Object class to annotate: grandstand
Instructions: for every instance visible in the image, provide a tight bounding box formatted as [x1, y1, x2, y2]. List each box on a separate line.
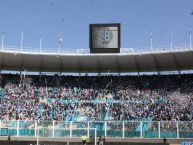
[0, 46, 193, 145]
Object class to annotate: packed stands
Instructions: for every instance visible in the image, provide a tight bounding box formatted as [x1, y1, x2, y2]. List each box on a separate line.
[0, 74, 192, 122]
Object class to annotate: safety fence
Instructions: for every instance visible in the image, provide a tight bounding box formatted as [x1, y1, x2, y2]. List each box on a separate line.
[0, 45, 193, 55]
[0, 120, 192, 138]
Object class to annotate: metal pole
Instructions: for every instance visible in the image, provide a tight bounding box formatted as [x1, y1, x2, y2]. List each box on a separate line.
[176, 121, 179, 138]
[57, 34, 63, 54]
[88, 121, 90, 137]
[95, 128, 97, 145]
[21, 32, 24, 52]
[17, 120, 19, 137]
[1, 32, 4, 50]
[140, 121, 143, 138]
[150, 32, 153, 52]
[58, 45, 60, 54]
[70, 121, 72, 138]
[35, 121, 37, 137]
[58, 34, 60, 54]
[105, 121, 107, 137]
[37, 129, 39, 145]
[189, 29, 192, 49]
[52, 121, 55, 137]
[122, 121, 125, 138]
[170, 31, 173, 51]
[0, 120, 1, 134]
[158, 121, 160, 138]
[40, 34, 42, 53]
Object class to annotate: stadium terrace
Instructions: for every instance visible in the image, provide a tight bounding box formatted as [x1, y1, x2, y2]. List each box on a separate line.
[0, 46, 193, 144]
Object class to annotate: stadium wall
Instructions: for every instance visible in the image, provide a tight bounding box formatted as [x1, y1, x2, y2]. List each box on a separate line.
[1, 137, 193, 145]
[0, 141, 170, 145]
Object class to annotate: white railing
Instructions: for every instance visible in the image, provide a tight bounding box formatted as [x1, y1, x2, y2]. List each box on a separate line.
[0, 120, 192, 138]
[0, 44, 193, 55]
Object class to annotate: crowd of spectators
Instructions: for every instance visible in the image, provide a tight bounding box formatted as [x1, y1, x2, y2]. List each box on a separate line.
[0, 74, 192, 121]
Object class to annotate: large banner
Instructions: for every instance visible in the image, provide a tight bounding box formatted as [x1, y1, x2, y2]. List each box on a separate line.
[181, 142, 193, 145]
[0, 128, 35, 136]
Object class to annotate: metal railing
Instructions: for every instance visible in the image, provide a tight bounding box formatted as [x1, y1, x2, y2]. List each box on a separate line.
[0, 120, 192, 138]
[0, 44, 193, 55]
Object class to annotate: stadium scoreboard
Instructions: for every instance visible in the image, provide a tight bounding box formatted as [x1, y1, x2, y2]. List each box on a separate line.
[89, 23, 121, 53]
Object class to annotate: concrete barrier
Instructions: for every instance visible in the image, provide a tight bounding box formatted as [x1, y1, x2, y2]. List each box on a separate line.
[0, 141, 169, 145]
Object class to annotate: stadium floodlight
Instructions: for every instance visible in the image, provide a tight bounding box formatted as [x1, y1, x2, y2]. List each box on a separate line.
[170, 31, 173, 51]
[21, 32, 24, 52]
[150, 32, 153, 52]
[40, 34, 42, 53]
[1, 31, 5, 50]
[57, 34, 63, 53]
[189, 29, 192, 49]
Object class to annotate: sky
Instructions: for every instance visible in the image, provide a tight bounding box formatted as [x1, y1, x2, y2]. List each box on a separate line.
[0, 0, 193, 50]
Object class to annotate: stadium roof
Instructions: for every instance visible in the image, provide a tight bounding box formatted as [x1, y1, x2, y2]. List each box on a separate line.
[0, 46, 193, 73]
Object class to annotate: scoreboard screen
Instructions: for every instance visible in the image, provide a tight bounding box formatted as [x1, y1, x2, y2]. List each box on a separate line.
[89, 23, 120, 53]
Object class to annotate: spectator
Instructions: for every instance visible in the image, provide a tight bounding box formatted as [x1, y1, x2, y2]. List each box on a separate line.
[163, 137, 167, 144]
[81, 133, 88, 145]
[0, 74, 192, 122]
